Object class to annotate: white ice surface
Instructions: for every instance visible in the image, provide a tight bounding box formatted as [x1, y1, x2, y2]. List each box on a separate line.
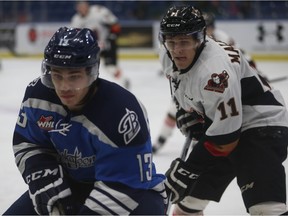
[0, 58, 288, 215]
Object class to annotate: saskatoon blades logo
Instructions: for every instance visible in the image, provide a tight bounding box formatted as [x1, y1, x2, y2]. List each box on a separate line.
[118, 108, 141, 145]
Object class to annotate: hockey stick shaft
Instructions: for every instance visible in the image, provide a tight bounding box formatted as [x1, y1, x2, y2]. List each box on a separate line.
[180, 137, 193, 160]
[268, 76, 288, 83]
[165, 136, 193, 215]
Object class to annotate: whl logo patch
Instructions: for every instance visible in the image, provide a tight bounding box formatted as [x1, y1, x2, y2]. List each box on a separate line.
[37, 115, 54, 130]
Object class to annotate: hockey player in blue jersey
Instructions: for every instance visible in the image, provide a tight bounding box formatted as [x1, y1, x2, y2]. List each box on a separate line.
[3, 27, 167, 215]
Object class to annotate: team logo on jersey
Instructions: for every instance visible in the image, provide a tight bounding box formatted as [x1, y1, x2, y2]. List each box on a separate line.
[60, 148, 96, 169]
[118, 108, 141, 145]
[37, 115, 54, 130]
[204, 70, 229, 93]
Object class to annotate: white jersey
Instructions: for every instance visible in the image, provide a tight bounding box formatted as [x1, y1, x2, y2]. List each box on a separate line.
[160, 37, 288, 144]
[70, 5, 118, 48]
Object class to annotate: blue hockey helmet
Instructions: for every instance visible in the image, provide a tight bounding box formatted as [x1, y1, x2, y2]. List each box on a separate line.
[159, 5, 206, 45]
[41, 27, 100, 89]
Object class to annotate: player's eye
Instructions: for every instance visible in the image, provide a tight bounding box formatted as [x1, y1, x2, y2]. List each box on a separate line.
[51, 73, 63, 81]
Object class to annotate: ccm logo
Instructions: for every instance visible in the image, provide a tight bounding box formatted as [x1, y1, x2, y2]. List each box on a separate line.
[167, 24, 180, 27]
[26, 167, 59, 184]
[241, 181, 254, 193]
[178, 168, 199, 179]
[53, 54, 72, 59]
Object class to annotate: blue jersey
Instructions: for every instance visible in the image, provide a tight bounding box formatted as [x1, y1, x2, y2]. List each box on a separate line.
[13, 77, 166, 213]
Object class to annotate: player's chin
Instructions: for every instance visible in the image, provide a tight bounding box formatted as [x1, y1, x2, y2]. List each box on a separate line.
[60, 98, 76, 107]
[174, 60, 190, 70]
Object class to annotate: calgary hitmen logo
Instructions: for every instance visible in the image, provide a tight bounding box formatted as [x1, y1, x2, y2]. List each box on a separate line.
[204, 70, 229, 93]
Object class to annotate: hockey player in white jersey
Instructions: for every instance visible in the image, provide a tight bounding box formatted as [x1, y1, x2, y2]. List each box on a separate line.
[152, 10, 258, 154]
[71, 1, 130, 89]
[160, 5, 288, 215]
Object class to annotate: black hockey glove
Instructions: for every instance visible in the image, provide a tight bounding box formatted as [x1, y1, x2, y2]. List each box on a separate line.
[26, 164, 74, 215]
[165, 158, 201, 204]
[176, 108, 204, 140]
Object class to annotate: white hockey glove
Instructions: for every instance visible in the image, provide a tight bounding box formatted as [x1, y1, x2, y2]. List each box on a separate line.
[165, 158, 201, 204]
[176, 108, 204, 140]
[26, 164, 74, 215]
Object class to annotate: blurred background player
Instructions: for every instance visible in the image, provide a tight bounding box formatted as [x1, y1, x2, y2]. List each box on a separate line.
[204, 12, 235, 47]
[204, 12, 258, 69]
[71, 1, 130, 89]
[152, 11, 260, 154]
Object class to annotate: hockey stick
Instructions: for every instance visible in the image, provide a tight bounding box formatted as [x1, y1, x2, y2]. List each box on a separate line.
[268, 76, 288, 83]
[165, 136, 194, 215]
[180, 137, 193, 161]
